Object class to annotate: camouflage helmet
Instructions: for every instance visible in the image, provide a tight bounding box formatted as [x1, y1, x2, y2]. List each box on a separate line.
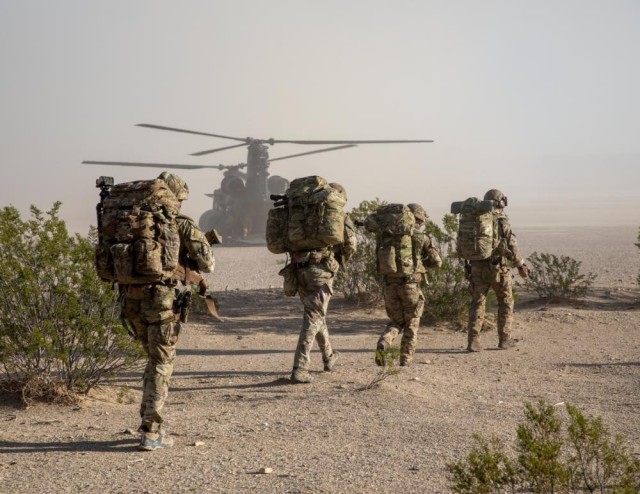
[407, 203, 427, 222]
[159, 171, 189, 201]
[483, 189, 508, 208]
[329, 182, 347, 200]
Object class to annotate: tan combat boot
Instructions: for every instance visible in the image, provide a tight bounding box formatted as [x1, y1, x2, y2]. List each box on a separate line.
[290, 368, 314, 384]
[498, 336, 517, 349]
[374, 340, 388, 366]
[467, 335, 482, 352]
[323, 351, 339, 372]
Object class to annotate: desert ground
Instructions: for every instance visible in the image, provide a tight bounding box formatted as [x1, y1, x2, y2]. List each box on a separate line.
[1, 226, 639, 494]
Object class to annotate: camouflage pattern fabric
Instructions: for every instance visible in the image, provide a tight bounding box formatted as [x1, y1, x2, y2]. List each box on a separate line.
[122, 284, 179, 432]
[376, 227, 441, 363]
[379, 278, 425, 363]
[121, 211, 215, 433]
[467, 260, 514, 342]
[291, 255, 340, 371]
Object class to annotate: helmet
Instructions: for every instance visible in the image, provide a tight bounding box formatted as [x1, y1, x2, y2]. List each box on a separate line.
[483, 189, 508, 208]
[329, 182, 347, 200]
[407, 203, 427, 222]
[159, 172, 189, 201]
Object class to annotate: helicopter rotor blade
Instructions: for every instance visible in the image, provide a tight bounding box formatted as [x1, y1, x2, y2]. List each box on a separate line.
[83, 160, 227, 170]
[269, 144, 358, 162]
[190, 142, 251, 157]
[136, 124, 248, 143]
[270, 139, 434, 145]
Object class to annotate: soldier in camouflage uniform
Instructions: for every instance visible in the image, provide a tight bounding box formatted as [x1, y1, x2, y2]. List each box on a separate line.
[466, 189, 529, 352]
[375, 203, 442, 367]
[122, 172, 215, 450]
[290, 183, 358, 384]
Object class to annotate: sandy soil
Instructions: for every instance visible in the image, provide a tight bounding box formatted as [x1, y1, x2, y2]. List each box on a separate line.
[1, 226, 639, 494]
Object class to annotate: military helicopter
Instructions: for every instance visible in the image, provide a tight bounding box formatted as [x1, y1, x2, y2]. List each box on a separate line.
[84, 124, 433, 245]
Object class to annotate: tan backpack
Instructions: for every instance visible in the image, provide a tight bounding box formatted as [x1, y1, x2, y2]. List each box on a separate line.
[365, 204, 417, 276]
[451, 197, 497, 260]
[95, 178, 181, 283]
[265, 176, 346, 253]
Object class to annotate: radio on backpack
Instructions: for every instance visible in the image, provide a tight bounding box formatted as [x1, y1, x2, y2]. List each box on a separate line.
[95, 177, 182, 284]
[451, 197, 497, 261]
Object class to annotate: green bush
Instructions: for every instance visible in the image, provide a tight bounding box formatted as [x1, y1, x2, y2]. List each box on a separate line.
[421, 214, 470, 324]
[364, 345, 401, 390]
[525, 252, 597, 301]
[447, 399, 640, 493]
[0, 203, 143, 404]
[335, 198, 387, 306]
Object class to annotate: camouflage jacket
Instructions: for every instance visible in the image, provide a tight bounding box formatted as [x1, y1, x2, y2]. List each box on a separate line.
[492, 211, 523, 267]
[412, 231, 442, 275]
[176, 214, 215, 275]
[336, 214, 358, 265]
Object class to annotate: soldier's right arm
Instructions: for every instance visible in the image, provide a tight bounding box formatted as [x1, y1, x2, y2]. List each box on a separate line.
[179, 218, 215, 273]
[340, 215, 358, 263]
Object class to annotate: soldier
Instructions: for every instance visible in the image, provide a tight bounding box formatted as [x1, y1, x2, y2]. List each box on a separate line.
[289, 182, 358, 384]
[121, 172, 215, 450]
[466, 189, 529, 352]
[374, 203, 442, 367]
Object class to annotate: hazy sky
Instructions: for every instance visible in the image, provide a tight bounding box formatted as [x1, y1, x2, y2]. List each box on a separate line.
[1, 0, 638, 232]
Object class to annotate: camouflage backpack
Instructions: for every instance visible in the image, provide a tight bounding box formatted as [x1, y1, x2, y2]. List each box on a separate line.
[365, 203, 417, 276]
[451, 197, 497, 260]
[95, 178, 182, 283]
[266, 175, 346, 253]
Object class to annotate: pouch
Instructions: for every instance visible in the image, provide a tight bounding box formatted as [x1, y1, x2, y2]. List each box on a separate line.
[278, 263, 299, 297]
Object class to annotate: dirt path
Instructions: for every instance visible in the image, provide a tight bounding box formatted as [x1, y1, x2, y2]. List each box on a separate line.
[1, 283, 639, 494]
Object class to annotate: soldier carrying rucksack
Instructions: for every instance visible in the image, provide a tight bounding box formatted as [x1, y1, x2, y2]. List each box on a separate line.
[266, 176, 357, 384]
[364, 203, 442, 367]
[95, 172, 215, 450]
[451, 189, 529, 352]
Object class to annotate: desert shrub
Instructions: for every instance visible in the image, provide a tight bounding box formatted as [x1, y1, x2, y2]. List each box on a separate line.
[335, 198, 387, 306]
[525, 252, 597, 301]
[421, 214, 471, 324]
[447, 399, 640, 494]
[364, 345, 401, 390]
[0, 203, 143, 404]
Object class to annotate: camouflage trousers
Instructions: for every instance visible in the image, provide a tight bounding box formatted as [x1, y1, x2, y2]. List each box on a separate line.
[378, 277, 425, 362]
[122, 283, 180, 433]
[467, 260, 514, 341]
[292, 258, 338, 371]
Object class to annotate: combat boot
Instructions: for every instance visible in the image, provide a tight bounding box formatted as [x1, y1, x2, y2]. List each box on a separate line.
[290, 368, 314, 384]
[323, 351, 339, 372]
[374, 340, 388, 367]
[399, 355, 412, 367]
[467, 336, 482, 352]
[498, 336, 517, 350]
[138, 430, 174, 451]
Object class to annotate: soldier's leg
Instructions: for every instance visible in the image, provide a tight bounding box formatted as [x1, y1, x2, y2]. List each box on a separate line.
[138, 285, 178, 433]
[467, 264, 491, 352]
[314, 277, 335, 362]
[494, 271, 515, 348]
[293, 282, 331, 371]
[375, 282, 403, 365]
[399, 284, 425, 365]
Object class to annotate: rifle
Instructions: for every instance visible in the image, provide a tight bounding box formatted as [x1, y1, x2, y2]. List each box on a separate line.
[174, 260, 223, 321]
[173, 289, 192, 323]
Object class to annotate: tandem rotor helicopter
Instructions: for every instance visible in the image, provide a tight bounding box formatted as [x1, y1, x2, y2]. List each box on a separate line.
[84, 124, 433, 245]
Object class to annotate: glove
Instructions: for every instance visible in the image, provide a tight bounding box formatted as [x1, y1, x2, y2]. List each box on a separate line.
[205, 229, 222, 245]
[517, 265, 529, 279]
